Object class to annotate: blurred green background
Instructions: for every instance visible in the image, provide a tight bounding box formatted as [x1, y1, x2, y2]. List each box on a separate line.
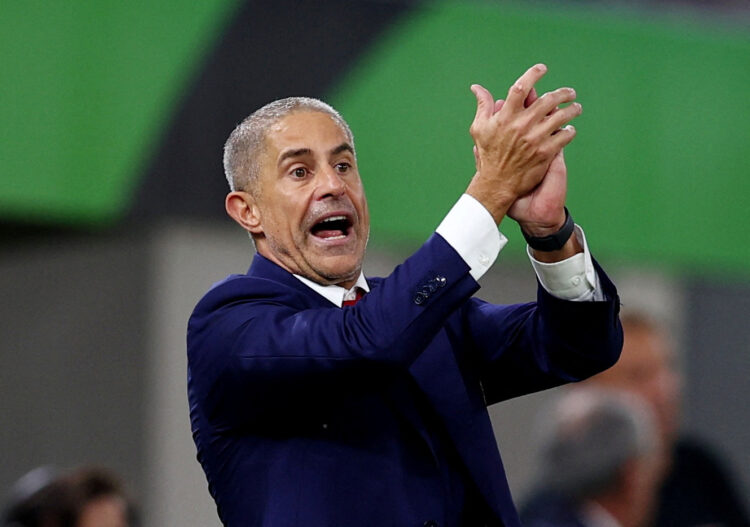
[2, 1, 749, 273]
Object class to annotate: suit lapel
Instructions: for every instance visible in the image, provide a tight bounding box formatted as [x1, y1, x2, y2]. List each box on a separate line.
[246, 253, 335, 309]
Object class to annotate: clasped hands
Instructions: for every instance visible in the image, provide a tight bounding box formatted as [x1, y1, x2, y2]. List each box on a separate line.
[466, 64, 582, 260]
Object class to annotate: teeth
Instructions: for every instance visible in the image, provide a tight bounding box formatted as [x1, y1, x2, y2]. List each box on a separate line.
[321, 216, 346, 223]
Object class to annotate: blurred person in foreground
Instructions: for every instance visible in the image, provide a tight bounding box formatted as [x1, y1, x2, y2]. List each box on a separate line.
[187, 64, 623, 526]
[521, 388, 664, 527]
[1, 466, 134, 527]
[584, 312, 750, 526]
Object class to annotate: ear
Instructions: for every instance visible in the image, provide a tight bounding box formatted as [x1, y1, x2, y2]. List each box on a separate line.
[225, 191, 264, 234]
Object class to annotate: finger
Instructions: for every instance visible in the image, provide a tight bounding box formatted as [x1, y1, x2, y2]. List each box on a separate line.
[543, 150, 568, 191]
[530, 87, 561, 117]
[531, 87, 577, 119]
[542, 102, 582, 135]
[471, 84, 495, 123]
[524, 87, 538, 108]
[546, 150, 569, 208]
[549, 125, 577, 151]
[493, 99, 505, 114]
[505, 63, 547, 112]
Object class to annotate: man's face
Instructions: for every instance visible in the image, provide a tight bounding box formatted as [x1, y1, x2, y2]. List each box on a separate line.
[590, 324, 682, 445]
[248, 111, 369, 287]
[77, 496, 129, 527]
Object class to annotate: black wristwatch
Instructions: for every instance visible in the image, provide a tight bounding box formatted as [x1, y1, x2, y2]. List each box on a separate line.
[521, 207, 575, 251]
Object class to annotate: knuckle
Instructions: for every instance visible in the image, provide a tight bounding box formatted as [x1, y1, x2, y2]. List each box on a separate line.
[508, 118, 527, 134]
[538, 140, 559, 157]
[557, 87, 576, 97]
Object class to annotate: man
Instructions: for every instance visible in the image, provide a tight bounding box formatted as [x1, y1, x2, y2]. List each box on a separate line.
[2, 466, 135, 527]
[520, 388, 664, 527]
[187, 64, 623, 526]
[583, 313, 750, 526]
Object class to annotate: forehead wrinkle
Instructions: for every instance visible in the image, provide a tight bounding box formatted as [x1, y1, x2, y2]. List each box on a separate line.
[265, 112, 355, 175]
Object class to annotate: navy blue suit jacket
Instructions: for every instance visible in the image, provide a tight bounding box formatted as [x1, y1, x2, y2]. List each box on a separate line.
[187, 234, 622, 526]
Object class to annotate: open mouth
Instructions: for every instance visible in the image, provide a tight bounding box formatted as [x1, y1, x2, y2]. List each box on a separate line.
[310, 215, 353, 240]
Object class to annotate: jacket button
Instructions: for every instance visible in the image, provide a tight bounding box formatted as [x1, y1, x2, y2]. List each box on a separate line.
[423, 521, 438, 527]
[414, 293, 426, 305]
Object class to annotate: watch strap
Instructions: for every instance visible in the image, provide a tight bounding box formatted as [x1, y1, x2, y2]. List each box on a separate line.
[521, 207, 575, 251]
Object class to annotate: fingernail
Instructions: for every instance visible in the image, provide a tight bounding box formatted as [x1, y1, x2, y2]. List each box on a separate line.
[536, 63, 547, 72]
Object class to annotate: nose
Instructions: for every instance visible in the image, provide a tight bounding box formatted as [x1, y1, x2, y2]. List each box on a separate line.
[315, 165, 346, 199]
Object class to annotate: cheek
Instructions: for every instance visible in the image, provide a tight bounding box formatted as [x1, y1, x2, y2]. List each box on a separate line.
[263, 199, 303, 233]
[353, 192, 370, 227]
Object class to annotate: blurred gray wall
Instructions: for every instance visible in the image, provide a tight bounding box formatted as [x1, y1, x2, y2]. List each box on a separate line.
[0, 235, 150, 504]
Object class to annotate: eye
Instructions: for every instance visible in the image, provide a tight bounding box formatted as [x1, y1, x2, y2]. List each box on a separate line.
[335, 162, 351, 174]
[292, 167, 308, 178]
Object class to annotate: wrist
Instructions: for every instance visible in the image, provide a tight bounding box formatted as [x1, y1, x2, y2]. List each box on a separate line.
[466, 173, 516, 225]
[518, 208, 567, 237]
[521, 207, 575, 251]
[530, 230, 582, 263]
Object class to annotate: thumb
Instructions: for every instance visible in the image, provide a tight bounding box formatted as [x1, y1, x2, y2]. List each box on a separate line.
[471, 84, 494, 122]
[545, 149, 568, 193]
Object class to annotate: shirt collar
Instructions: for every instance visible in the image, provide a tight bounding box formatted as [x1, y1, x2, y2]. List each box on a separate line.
[293, 272, 370, 307]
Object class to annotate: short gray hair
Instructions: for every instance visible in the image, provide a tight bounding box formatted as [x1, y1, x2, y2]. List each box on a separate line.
[535, 388, 657, 499]
[223, 97, 354, 192]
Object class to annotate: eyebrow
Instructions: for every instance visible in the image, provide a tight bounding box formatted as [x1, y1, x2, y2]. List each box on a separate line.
[330, 143, 354, 157]
[277, 143, 354, 167]
[277, 148, 311, 167]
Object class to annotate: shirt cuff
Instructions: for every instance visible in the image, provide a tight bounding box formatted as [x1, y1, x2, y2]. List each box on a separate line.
[528, 225, 602, 301]
[436, 194, 507, 281]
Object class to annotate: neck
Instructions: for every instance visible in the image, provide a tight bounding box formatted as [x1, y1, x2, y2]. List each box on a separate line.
[255, 245, 360, 290]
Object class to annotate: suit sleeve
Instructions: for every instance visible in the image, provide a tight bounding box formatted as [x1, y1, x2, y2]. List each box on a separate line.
[462, 258, 623, 404]
[188, 234, 479, 426]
